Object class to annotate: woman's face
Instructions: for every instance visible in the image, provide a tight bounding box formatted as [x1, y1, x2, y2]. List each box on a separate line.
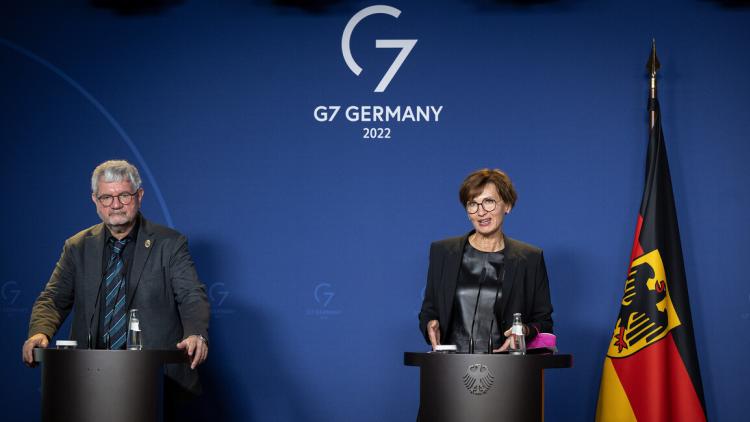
[466, 183, 511, 237]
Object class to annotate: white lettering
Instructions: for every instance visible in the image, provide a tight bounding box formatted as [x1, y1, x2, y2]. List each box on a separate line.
[402, 106, 415, 122]
[316, 105, 444, 123]
[314, 105, 340, 122]
[372, 106, 384, 122]
[431, 106, 443, 122]
[346, 105, 359, 121]
[386, 106, 401, 121]
[359, 106, 372, 122]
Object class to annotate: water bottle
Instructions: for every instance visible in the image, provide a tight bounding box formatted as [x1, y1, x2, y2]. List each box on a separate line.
[127, 309, 143, 350]
[509, 313, 526, 355]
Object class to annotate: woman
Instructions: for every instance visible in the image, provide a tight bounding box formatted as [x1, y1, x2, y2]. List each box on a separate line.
[418, 168, 553, 353]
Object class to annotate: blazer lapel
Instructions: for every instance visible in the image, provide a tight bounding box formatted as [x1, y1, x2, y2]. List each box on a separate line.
[126, 216, 154, 310]
[442, 234, 469, 323]
[83, 224, 106, 341]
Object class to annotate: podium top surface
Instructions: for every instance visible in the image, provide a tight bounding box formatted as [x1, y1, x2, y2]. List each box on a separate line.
[404, 351, 573, 369]
[34, 348, 188, 365]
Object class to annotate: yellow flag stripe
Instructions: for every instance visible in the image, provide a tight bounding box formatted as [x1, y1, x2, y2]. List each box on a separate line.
[596, 357, 637, 422]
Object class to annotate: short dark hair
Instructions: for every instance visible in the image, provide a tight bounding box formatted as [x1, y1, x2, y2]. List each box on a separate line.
[459, 168, 518, 208]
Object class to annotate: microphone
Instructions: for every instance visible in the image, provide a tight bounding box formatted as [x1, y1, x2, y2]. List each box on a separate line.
[488, 267, 505, 353]
[88, 277, 105, 349]
[103, 282, 127, 350]
[468, 268, 486, 354]
[88, 254, 112, 349]
[488, 319, 495, 354]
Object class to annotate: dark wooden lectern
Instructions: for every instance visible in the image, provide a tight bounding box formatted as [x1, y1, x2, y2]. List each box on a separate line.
[34, 349, 187, 422]
[405, 352, 572, 422]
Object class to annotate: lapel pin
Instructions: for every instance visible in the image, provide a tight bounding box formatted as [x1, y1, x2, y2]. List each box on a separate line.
[145, 239, 152, 248]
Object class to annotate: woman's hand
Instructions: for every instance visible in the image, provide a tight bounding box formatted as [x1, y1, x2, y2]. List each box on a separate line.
[427, 320, 441, 350]
[492, 324, 528, 353]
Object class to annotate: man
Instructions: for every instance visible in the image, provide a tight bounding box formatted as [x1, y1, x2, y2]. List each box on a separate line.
[22, 159, 210, 399]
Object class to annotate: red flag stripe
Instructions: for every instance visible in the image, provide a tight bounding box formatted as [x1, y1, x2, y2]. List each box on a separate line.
[629, 214, 644, 263]
[610, 332, 705, 422]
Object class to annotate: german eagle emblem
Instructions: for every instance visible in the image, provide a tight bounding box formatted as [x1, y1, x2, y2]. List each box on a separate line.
[463, 364, 494, 395]
[608, 249, 682, 358]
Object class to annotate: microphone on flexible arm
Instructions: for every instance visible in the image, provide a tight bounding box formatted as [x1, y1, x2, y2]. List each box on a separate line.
[468, 267, 487, 354]
[88, 277, 105, 349]
[89, 251, 115, 349]
[488, 267, 505, 353]
[488, 319, 494, 354]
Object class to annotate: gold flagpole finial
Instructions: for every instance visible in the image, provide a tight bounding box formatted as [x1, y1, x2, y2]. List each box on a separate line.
[646, 39, 660, 80]
[646, 39, 661, 128]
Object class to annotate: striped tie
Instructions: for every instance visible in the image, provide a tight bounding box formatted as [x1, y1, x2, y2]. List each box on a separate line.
[102, 238, 130, 349]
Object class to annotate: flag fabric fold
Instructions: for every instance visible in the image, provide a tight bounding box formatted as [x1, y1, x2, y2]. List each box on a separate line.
[595, 98, 706, 422]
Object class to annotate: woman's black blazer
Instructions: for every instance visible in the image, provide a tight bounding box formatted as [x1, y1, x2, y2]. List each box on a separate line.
[418, 232, 553, 345]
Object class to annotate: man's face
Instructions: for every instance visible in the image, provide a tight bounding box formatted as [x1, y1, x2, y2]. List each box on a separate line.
[92, 179, 143, 230]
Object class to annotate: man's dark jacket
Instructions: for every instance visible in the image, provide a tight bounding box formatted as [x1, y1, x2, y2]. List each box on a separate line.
[29, 214, 210, 393]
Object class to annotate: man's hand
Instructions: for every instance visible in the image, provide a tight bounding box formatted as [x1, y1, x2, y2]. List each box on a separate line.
[22, 333, 49, 367]
[427, 320, 441, 351]
[177, 335, 208, 369]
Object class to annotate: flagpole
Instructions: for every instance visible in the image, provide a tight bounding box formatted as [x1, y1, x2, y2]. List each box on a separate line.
[646, 39, 660, 129]
[597, 40, 708, 422]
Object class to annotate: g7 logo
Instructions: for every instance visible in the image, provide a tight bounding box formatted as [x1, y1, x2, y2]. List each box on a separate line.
[209, 282, 229, 307]
[1, 281, 20, 305]
[314, 283, 335, 307]
[341, 5, 418, 92]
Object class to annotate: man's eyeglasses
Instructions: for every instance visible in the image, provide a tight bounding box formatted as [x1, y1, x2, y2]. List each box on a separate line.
[466, 198, 497, 214]
[96, 190, 139, 207]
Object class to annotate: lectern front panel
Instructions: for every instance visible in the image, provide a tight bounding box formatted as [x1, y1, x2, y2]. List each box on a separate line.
[34, 349, 185, 422]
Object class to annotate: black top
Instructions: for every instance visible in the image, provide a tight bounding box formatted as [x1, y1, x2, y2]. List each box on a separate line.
[445, 242, 504, 353]
[419, 234, 553, 350]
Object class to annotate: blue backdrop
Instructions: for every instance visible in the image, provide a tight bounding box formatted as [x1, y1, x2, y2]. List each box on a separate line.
[1, 0, 749, 420]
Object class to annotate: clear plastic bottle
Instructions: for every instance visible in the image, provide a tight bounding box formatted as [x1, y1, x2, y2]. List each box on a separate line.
[509, 313, 526, 355]
[127, 309, 143, 350]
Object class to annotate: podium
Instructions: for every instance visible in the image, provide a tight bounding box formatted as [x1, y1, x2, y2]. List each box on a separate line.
[404, 352, 572, 422]
[34, 348, 187, 422]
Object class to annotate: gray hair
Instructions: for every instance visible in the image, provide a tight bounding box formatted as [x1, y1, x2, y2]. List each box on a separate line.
[91, 160, 142, 194]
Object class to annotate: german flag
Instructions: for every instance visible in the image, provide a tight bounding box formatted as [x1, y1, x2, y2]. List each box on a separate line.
[595, 98, 707, 421]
